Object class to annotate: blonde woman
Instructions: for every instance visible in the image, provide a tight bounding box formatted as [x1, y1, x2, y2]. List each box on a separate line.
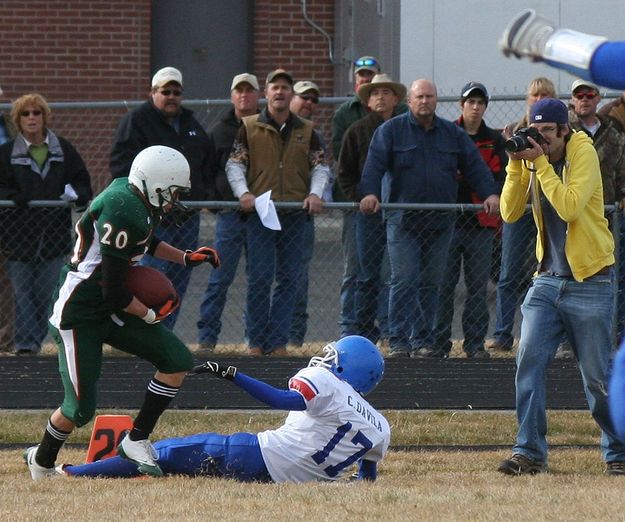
[0, 93, 92, 354]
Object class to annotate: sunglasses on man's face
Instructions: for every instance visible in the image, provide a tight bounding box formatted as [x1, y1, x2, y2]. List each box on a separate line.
[299, 94, 319, 104]
[20, 110, 42, 117]
[159, 89, 182, 97]
[574, 91, 597, 100]
[354, 58, 378, 67]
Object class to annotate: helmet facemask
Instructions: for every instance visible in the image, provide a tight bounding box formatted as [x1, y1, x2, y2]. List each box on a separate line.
[309, 342, 339, 371]
[128, 145, 191, 221]
[157, 184, 190, 211]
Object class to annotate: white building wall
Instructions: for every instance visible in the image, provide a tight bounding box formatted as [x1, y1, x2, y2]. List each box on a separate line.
[399, 0, 625, 97]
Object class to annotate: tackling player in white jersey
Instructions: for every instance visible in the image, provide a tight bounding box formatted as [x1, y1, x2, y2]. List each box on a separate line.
[500, 9, 625, 90]
[56, 335, 390, 482]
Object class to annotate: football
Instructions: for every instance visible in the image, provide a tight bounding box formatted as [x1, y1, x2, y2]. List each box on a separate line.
[125, 265, 177, 308]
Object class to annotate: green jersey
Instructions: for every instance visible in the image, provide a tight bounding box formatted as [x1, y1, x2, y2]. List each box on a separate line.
[50, 178, 159, 328]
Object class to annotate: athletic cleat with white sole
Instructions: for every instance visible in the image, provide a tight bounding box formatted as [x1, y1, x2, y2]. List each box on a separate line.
[117, 435, 163, 477]
[23, 446, 59, 480]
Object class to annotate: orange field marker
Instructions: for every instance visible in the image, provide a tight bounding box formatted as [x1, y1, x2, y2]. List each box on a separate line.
[85, 414, 133, 463]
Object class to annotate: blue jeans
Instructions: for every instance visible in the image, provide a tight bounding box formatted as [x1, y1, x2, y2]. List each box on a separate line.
[289, 217, 315, 345]
[617, 218, 625, 342]
[339, 210, 358, 337]
[140, 213, 200, 329]
[8, 256, 65, 353]
[514, 272, 625, 463]
[245, 212, 306, 352]
[352, 212, 390, 342]
[434, 225, 494, 355]
[493, 213, 536, 348]
[197, 210, 246, 345]
[386, 211, 455, 353]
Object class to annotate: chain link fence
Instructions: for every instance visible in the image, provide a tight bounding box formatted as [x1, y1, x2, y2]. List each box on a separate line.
[1, 92, 618, 193]
[0, 92, 622, 354]
[0, 201, 622, 354]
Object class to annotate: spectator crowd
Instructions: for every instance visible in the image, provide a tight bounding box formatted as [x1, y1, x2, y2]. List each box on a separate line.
[1, 57, 625, 362]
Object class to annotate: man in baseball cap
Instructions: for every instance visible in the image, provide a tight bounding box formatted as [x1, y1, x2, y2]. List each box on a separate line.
[332, 56, 385, 160]
[432, 81, 506, 360]
[231, 73, 260, 92]
[151, 66, 183, 89]
[290, 80, 320, 120]
[353, 55, 381, 75]
[460, 81, 489, 106]
[265, 69, 293, 86]
[197, 72, 260, 354]
[498, 93, 621, 476]
[109, 65, 212, 329]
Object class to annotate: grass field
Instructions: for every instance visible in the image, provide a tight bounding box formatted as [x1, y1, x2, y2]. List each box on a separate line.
[2, 409, 623, 521]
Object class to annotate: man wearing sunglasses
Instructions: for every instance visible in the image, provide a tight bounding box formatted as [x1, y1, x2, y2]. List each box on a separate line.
[569, 79, 625, 351]
[569, 80, 625, 212]
[332, 56, 381, 164]
[331, 56, 407, 340]
[288, 80, 333, 348]
[109, 66, 213, 330]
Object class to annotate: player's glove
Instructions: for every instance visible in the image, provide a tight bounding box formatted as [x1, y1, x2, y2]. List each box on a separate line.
[184, 247, 220, 269]
[188, 361, 237, 380]
[142, 296, 180, 324]
[499, 9, 555, 60]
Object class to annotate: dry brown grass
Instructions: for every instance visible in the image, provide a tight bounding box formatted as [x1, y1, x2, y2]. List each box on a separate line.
[1, 448, 622, 522]
[1, 410, 622, 521]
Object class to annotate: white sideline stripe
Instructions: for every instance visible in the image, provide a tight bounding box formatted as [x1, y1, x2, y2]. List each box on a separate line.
[58, 329, 80, 400]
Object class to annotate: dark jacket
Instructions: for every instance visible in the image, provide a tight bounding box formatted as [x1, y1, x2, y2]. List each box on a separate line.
[0, 131, 92, 261]
[361, 112, 497, 204]
[109, 99, 213, 202]
[568, 111, 625, 204]
[332, 98, 408, 201]
[337, 112, 386, 202]
[211, 107, 244, 201]
[598, 96, 625, 133]
[455, 116, 507, 228]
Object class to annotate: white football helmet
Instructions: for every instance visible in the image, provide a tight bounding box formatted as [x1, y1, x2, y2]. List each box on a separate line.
[128, 145, 190, 211]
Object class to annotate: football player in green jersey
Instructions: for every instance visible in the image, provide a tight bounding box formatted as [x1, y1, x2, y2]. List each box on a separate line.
[24, 145, 221, 479]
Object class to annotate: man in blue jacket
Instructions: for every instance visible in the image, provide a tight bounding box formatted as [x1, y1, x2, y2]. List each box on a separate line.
[359, 79, 500, 358]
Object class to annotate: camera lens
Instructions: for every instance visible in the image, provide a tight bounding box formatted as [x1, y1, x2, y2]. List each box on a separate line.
[504, 135, 527, 153]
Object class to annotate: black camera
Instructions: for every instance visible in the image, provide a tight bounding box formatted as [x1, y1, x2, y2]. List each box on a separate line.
[504, 127, 546, 153]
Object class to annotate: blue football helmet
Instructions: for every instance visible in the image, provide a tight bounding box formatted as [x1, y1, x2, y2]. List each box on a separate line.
[309, 335, 384, 396]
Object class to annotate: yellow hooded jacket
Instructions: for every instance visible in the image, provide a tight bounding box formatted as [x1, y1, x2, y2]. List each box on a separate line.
[501, 130, 614, 282]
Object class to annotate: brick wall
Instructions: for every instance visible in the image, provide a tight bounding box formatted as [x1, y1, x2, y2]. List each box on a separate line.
[253, 0, 337, 155]
[0, 0, 151, 101]
[0, 1, 339, 192]
[0, 1, 151, 191]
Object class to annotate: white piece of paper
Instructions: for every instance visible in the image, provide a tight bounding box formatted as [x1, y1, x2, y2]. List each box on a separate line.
[254, 190, 282, 230]
[60, 183, 78, 202]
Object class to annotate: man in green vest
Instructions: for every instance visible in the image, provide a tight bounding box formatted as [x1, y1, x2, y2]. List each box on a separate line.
[226, 69, 330, 356]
